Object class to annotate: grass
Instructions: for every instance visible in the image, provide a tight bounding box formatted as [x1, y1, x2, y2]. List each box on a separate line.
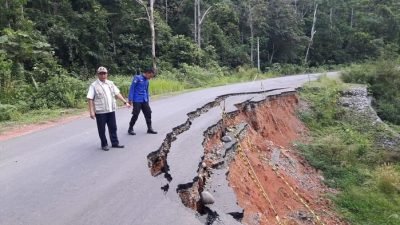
[149, 78, 185, 95]
[0, 108, 85, 135]
[298, 77, 400, 225]
[0, 66, 319, 137]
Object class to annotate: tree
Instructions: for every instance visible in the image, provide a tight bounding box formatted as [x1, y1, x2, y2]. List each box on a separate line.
[266, 0, 307, 64]
[244, 0, 268, 67]
[194, 0, 211, 48]
[304, 3, 318, 64]
[136, 0, 157, 70]
[0, 0, 27, 29]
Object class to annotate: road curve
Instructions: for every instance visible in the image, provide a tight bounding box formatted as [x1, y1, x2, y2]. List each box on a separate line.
[0, 72, 338, 225]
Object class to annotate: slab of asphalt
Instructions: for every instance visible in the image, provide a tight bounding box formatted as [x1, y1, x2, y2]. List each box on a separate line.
[0, 73, 338, 225]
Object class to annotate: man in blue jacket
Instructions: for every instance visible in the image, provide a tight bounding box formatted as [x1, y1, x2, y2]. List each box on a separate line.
[127, 68, 157, 135]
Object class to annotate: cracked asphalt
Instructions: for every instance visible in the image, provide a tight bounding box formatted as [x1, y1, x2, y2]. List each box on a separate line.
[0, 72, 338, 225]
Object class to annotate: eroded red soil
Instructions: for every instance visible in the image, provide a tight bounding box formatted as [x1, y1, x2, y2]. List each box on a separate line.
[205, 94, 348, 225]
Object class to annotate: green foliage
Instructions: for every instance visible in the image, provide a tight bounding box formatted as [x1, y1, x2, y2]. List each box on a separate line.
[0, 51, 13, 103]
[298, 77, 400, 225]
[337, 185, 400, 225]
[176, 63, 225, 88]
[159, 35, 213, 68]
[0, 28, 59, 83]
[2, 0, 400, 75]
[266, 0, 307, 64]
[0, 104, 17, 122]
[226, 66, 263, 82]
[204, 2, 249, 68]
[299, 76, 344, 129]
[341, 63, 376, 84]
[0, 0, 28, 29]
[342, 60, 400, 124]
[149, 79, 185, 96]
[266, 63, 330, 75]
[373, 164, 400, 195]
[33, 75, 86, 109]
[110, 75, 132, 97]
[110, 75, 185, 98]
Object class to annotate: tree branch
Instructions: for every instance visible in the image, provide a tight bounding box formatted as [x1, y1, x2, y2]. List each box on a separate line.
[136, 0, 150, 21]
[199, 6, 212, 25]
[135, 17, 149, 21]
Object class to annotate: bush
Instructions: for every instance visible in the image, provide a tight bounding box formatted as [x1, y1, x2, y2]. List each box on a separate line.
[341, 63, 376, 84]
[0, 104, 17, 121]
[0, 52, 13, 103]
[33, 75, 86, 109]
[337, 186, 400, 225]
[111, 75, 132, 98]
[342, 60, 400, 125]
[299, 76, 344, 128]
[374, 163, 400, 195]
[298, 76, 400, 224]
[177, 63, 224, 88]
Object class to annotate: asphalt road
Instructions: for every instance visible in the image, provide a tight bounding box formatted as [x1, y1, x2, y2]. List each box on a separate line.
[0, 72, 338, 225]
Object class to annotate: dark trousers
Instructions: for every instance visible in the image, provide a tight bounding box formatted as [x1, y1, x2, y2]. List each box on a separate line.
[129, 102, 152, 130]
[95, 112, 119, 147]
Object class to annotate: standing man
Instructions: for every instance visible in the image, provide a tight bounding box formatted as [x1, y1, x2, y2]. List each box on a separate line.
[87, 66, 130, 151]
[127, 68, 157, 135]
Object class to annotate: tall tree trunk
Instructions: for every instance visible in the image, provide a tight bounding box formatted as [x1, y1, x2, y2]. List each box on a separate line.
[197, 0, 201, 48]
[112, 31, 117, 56]
[136, 0, 157, 70]
[249, 5, 254, 66]
[5, 0, 10, 28]
[350, 8, 354, 28]
[305, 3, 318, 65]
[195, 0, 211, 49]
[257, 37, 260, 71]
[21, 5, 24, 19]
[269, 43, 275, 64]
[149, 0, 156, 70]
[194, 0, 197, 43]
[165, 0, 168, 24]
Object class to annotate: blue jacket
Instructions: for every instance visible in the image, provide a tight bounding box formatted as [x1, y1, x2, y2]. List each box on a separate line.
[128, 74, 149, 102]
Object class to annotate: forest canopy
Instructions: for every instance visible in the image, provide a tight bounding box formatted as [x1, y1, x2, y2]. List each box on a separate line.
[1, 0, 399, 76]
[1, 0, 400, 119]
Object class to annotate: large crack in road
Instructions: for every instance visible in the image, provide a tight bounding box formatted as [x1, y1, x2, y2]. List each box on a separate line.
[147, 89, 303, 224]
[146, 88, 289, 177]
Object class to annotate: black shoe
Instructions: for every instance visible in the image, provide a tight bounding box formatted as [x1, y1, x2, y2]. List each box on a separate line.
[147, 129, 158, 134]
[112, 144, 125, 148]
[102, 146, 109, 151]
[128, 129, 136, 135]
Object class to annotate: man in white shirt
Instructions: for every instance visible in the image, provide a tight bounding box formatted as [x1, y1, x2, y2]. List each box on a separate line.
[87, 66, 130, 151]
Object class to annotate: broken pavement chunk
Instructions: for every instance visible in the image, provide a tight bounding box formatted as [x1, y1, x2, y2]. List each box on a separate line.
[201, 191, 215, 205]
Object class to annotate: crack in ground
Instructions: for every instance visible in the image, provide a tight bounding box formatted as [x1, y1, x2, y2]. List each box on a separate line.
[146, 87, 287, 179]
[175, 91, 298, 224]
[146, 88, 296, 224]
[176, 120, 248, 224]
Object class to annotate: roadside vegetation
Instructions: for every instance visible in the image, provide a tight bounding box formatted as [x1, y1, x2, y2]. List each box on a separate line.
[298, 67, 400, 225]
[0, 62, 325, 130]
[342, 59, 400, 125]
[2, 0, 400, 130]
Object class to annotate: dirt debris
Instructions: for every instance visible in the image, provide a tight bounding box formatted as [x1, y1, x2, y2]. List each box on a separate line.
[201, 93, 348, 225]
